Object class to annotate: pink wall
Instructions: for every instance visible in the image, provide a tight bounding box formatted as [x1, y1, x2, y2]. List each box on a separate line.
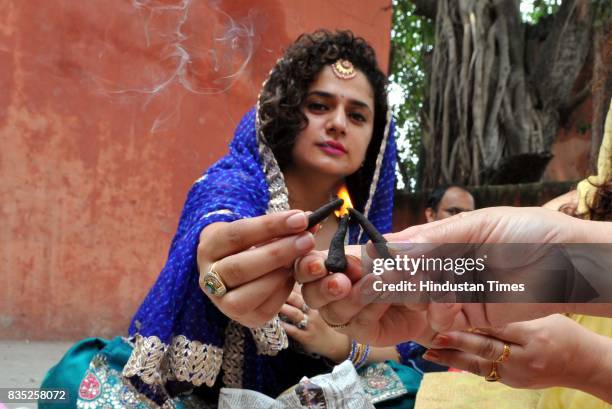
[0, 0, 391, 340]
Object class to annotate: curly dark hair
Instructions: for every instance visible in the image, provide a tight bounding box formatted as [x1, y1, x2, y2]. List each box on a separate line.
[258, 30, 389, 212]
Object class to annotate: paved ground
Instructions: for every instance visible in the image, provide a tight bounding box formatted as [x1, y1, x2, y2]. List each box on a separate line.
[0, 340, 73, 409]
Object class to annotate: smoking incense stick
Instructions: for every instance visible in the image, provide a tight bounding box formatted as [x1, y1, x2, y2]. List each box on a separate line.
[348, 208, 392, 259]
[324, 214, 350, 272]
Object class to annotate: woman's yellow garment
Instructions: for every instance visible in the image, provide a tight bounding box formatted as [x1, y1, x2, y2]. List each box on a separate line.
[414, 371, 542, 409]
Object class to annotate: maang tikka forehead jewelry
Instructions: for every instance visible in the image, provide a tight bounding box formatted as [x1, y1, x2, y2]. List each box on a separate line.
[331, 59, 357, 80]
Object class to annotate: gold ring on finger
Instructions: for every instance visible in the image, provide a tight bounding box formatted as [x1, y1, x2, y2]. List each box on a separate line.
[484, 361, 501, 382]
[495, 343, 511, 363]
[201, 262, 228, 297]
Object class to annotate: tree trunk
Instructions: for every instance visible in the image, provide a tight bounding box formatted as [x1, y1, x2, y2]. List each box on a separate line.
[590, 26, 612, 174]
[418, 0, 595, 188]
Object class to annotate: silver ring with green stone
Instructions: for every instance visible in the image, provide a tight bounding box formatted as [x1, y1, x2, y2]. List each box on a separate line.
[201, 262, 227, 297]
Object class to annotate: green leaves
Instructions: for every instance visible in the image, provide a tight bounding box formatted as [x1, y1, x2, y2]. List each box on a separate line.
[523, 0, 561, 24]
[390, 0, 434, 190]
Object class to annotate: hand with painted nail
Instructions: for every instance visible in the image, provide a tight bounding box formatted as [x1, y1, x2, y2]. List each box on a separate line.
[423, 314, 612, 403]
[394, 207, 612, 331]
[280, 285, 405, 365]
[295, 250, 436, 346]
[279, 287, 351, 362]
[388, 207, 612, 333]
[197, 210, 315, 328]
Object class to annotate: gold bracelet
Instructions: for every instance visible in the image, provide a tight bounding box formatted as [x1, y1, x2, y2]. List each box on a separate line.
[351, 344, 363, 365]
[352, 343, 370, 368]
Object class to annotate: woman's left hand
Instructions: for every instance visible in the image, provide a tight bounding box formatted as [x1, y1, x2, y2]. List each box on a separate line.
[421, 314, 602, 390]
[279, 289, 350, 363]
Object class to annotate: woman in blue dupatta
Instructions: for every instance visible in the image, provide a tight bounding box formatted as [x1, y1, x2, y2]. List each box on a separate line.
[42, 30, 439, 409]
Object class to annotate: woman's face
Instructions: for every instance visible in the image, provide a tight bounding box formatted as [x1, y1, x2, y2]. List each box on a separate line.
[289, 65, 375, 181]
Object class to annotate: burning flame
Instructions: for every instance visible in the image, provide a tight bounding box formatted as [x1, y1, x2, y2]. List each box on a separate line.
[335, 185, 353, 217]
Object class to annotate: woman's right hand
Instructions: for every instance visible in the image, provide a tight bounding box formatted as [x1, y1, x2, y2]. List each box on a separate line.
[197, 210, 315, 328]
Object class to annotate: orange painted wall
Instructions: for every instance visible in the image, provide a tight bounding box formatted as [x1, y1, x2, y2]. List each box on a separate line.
[0, 0, 391, 340]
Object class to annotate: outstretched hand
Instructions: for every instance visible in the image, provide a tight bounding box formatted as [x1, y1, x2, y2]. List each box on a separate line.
[197, 210, 315, 328]
[295, 207, 598, 345]
[296, 251, 435, 346]
[390, 207, 593, 332]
